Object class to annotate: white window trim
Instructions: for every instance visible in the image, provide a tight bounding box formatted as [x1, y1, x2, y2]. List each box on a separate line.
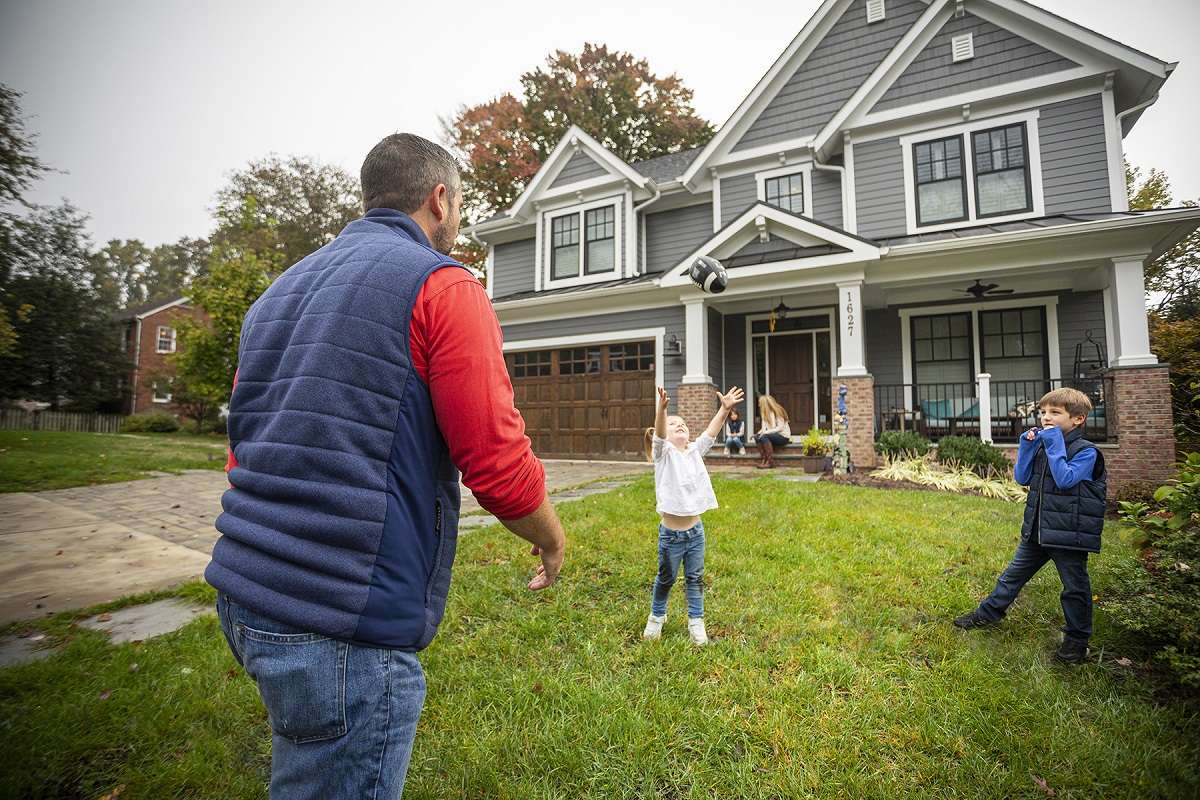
[755, 163, 813, 217]
[152, 379, 173, 404]
[744, 307, 837, 437]
[502, 327, 665, 390]
[899, 110, 1044, 235]
[540, 194, 624, 290]
[155, 325, 176, 354]
[898, 296, 1061, 410]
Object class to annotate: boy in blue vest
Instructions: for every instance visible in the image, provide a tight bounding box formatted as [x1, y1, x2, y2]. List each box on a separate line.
[953, 387, 1107, 664]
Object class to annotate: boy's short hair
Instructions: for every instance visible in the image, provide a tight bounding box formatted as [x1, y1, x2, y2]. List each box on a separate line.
[1038, 387, 1093, 417]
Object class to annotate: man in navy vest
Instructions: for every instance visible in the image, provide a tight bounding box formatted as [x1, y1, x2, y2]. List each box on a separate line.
[207, 133, 566, 798]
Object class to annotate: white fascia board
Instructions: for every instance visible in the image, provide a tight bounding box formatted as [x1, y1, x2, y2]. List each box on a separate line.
[812, 0, 952, 159]
[659, 203, 881, 287]
[136, 297, 190, 319]
[679, 0, 848, 189]
[508, 125, 648, 220]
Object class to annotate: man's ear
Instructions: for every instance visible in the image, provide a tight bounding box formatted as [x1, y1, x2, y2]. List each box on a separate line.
[427, 184, 449, 223]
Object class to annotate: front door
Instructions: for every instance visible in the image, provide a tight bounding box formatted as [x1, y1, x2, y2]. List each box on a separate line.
[768, 333, 815, 429]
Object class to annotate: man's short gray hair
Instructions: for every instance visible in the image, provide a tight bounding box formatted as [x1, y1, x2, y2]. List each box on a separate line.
[360, 133, 461, 214]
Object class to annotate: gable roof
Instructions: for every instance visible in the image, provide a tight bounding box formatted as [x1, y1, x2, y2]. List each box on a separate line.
[115, 296, 190, 321]
[659, 202, 880, 286]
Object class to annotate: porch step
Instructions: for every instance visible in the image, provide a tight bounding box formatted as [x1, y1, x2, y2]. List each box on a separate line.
[704, 451, 811, 466]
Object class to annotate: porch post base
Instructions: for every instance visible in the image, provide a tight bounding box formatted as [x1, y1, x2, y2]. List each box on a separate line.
[1102, 365, 1175, 496]
[838, 374, 876, 469]
[675, 381, 718, 442]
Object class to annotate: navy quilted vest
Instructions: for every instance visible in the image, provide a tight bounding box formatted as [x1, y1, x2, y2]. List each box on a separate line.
[205, 209, 468, 650]
[1020, 428, 1107, 553]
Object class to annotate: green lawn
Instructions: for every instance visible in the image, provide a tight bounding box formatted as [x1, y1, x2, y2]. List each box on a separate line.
[0, 430, 227, 492]
[1, 478, 1197, 799]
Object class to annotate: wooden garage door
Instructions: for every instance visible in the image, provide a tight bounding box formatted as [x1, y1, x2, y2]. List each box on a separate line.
[505, 341, 655, 458]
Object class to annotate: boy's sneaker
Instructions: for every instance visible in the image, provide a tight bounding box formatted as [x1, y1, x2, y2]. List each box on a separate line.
[953, 610, 999, 630]
[688, 617, 708, 646]
[642, 614, 665, 640]
[1053, 637, 1089, 664]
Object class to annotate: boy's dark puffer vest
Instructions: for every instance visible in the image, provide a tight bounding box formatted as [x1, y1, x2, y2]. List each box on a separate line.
[205, 209, 468, 651]
[1021, 428, 1107, 553]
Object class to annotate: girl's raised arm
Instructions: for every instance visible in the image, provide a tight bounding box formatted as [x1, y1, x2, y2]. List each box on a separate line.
[655, 387, 669, 439]
[704, 387, 745, 439]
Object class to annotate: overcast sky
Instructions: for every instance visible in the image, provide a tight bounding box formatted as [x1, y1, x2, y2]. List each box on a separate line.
[2, 0, 1197, 247]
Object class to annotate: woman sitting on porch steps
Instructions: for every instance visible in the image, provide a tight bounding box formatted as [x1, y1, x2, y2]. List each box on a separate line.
[755, 395, 791, 469]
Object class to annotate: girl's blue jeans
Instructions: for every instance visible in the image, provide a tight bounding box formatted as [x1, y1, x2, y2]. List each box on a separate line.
[651, 521, 705, 618]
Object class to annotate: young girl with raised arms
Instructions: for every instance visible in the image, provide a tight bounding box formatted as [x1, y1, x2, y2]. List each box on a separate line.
[642, 384, 745, 645]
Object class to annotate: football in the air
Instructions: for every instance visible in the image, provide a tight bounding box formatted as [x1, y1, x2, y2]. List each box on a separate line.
[688, 255, 728, 294]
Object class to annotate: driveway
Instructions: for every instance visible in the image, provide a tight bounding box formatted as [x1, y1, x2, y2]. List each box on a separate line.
[0, 460, 648, 624]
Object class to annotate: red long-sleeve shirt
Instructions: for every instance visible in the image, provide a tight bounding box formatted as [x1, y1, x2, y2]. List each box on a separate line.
[227, 268, 546, 520]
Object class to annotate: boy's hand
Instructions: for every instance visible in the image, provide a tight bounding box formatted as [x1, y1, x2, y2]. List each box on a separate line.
[656, 386, 669, 411]
[716, 386, 745, 410]
[1024, 428, 1038, 441]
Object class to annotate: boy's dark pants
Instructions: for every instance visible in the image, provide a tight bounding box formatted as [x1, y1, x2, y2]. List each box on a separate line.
[976, 537, 1092, 641]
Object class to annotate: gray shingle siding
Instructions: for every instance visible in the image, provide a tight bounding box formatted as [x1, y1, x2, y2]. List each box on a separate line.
[492, 238, 536, 298]
[644, 203, 713, 274]
[873, 11, 1077, 112]
[811, 168, 844, 228]
[549, 151, 608, 188]
[853, 137, 906, 239]
[865, 307, 904, 385]
[721, 173, 758, 227]
[733, 0, 927, 151]
[1040, 94, 1112, 215]
[1057, 290, 1107, 377]
[501, 306, 687, 390]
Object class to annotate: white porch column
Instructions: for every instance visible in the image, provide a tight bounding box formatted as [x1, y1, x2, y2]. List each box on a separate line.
[1107, 256, 1158, 367]
[836, 280, 868, 377]
[977, 372, 993, 443]
[682, 298, 711, 385]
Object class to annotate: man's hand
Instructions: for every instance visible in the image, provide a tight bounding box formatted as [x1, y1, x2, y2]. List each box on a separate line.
[716, 386, 745, 410]
[657, 386, 669, 411]
[527, 542, 564, 591]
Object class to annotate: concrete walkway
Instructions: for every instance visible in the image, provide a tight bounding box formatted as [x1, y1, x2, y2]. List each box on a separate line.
[0, 461, 649, 625]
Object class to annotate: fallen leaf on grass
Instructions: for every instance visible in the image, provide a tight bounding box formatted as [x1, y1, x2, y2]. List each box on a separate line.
[1031, 774, 1056, 797]
[98, 689, 112, 701]
[180, 667, 194, 675]
[1116, 657, 1133, 667]
[129, 662, 139, 673]
[531, 682, 544, 694]
[97, 784, 126, 799]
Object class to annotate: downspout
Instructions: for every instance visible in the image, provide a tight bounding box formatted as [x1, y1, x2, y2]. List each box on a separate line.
[811, 156, 849, 232]
[131, 317, 142, 415]
[633, 181, 662, 275]
[467, 229, 490, 298]
[1113, 93, 1159, 213]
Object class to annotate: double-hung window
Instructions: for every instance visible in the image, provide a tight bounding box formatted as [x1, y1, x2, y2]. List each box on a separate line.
[906, 115, 1040, 232]
[764, 172, 805, 214]
[972, 123, 1032, 218]
[156, 325, 176, 354]
[548, 202, 618, 283]
[913, 136, 967, 226]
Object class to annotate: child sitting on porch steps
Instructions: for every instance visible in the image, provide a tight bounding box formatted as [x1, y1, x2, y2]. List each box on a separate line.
[641, 384, 744, 645]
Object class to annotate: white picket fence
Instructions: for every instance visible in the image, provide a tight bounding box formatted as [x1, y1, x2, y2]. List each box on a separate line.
[0, 409, 125, 434]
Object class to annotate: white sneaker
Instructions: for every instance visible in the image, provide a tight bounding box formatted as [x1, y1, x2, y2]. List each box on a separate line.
[688, 617, 708, 646]
[643, 613, 666, 640]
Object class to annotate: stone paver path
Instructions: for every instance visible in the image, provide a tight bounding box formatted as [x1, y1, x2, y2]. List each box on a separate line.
[0, 460, 649, 625]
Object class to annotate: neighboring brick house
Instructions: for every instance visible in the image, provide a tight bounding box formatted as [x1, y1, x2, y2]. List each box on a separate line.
[117, 297, 207, 415]
[466, 0, 1200, 493]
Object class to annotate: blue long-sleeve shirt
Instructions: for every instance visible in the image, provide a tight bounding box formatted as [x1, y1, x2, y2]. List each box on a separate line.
[1014, 426, 1097, 489]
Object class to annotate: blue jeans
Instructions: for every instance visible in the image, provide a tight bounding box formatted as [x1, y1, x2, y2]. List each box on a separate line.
[726, 436, 745, 453]
[217, 593, 426, 799]
[976, 537, 1093, 641]
[651, 522, 706, 618]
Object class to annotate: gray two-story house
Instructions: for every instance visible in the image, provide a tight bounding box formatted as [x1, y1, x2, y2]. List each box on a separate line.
[466, 0, 1198, 491]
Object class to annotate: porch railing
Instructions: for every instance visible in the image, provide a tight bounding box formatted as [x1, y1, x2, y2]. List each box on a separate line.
[873, 375, 1113, 444]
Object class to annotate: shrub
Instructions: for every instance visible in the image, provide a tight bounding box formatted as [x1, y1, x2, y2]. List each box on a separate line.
[120, 412, 181, 433]
[875, 430, 932, 459]
[872, 456, 1027, 502]
[802, 427, 831, 456]
[935, 435, 1011, 477]
[1105, 453, 1200, 691]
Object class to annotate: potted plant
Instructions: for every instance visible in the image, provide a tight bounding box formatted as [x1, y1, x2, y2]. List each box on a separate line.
[800, 427, 832, 473]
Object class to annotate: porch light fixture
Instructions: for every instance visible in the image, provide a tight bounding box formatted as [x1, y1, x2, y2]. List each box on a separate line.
[664, 334, 683, 356]
[768, 298, 791, 333]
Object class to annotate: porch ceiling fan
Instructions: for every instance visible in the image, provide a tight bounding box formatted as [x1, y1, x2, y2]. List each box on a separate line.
[960, 279, 1014, 299]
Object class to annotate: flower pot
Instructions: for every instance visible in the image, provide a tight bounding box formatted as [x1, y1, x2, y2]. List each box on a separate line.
[801, 454, 827, 473]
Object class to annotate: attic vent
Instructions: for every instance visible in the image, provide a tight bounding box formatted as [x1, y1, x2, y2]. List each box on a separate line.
[866, 0, 885, 23]
[951, 32, 975, 62]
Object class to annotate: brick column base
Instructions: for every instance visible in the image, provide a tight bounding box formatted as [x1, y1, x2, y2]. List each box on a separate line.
[838, 375, 877, 470]
[676, 382, 718, 440]
[1104, 365, 1175, 494]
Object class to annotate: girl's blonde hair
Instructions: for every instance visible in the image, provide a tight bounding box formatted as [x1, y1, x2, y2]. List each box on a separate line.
[643, 427, 655, 462]
[758, 394, 789, 426]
